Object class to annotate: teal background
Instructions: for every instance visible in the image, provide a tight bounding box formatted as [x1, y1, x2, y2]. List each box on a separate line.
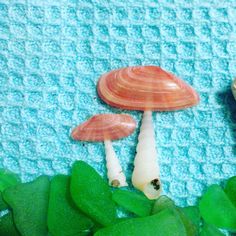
[0, 0, 236, 206]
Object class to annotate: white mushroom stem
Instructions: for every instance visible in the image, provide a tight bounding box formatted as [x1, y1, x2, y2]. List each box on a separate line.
[132, 110, 161, 199]
[231, 78, 236, 100]
[104, 140, 128, 187]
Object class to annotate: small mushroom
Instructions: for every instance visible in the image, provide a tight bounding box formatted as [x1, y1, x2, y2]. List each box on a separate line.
[97, 66, 199, 199]
[71, 114, 136, 187]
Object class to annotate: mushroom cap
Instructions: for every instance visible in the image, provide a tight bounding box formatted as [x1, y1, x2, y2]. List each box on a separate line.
[97, 66, 200, 111]
[71, 114, 136, 142]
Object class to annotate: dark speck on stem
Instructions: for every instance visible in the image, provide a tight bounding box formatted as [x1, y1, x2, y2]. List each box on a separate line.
[151, 179, 160, 191]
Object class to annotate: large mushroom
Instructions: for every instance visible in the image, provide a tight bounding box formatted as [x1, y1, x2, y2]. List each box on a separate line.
[71, 114, 136, 187]
[97, 66, 199, 199]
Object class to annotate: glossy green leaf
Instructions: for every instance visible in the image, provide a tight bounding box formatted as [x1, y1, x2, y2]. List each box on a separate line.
[0, 169, 20, 192]
[70, 161, 117, 226]
[199, 184, 236, 231]
[0, 212, 20, 236]
[3, 176, 50, 236]
[225, 176, 236, 208]
[151, 195, 175, 214]
[112, 189, 154, 217]
[95, 208, 187, 236]
[48, 175, 94, 236]
[200, 223, 225, 236]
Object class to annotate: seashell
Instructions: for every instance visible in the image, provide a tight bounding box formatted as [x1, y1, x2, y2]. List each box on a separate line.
[97, 65, 199, 111]
[71, 114, 136, 142]
[71, 114, 136, 188]
[104, 139, 128, 187]
[97, 66, 200, 199]
[132, 110, 161, 199]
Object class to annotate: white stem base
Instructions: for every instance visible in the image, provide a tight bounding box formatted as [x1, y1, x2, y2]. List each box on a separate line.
[132, 111, 161, 199]
[104, 140, 128, 187]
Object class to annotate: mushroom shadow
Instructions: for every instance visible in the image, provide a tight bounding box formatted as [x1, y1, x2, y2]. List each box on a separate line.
[216, 89, 236, 156]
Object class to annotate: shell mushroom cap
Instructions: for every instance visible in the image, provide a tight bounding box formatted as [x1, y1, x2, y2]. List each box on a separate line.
[97, 66, 200, 111]
[71, 114, 136, 142]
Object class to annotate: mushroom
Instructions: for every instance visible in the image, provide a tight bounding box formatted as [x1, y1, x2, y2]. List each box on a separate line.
[97, 66, 199, 199]
[71, 113, 136, 187]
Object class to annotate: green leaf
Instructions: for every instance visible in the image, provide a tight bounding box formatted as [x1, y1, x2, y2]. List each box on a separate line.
[112, 189, 154, 217]
[199, 184, 236, 231]
[0, 212, 20, 236]
[70, 161, 117, 226]
[224, 176, 236, 208]
[151, 195, 175, 214]
[48, 175, 94, 236]
[3, 176, 50, 236]
[200, 223, 225, 236]
[95, 208, 187, 236]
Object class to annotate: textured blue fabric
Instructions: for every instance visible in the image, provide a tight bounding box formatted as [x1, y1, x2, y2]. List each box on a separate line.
[0, 0, 236, 206]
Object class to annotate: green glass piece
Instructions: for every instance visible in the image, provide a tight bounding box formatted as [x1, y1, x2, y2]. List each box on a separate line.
[151, 196, 197, 235]
[200, 223, 225, 236]
[48, 175, 94, 236]
[95, 208, 187, 236]
[70, 161, 117, 226]
[199, 184, 236, 231]
[116, 217, 132, 223]
[73, 232, 93, 236]
[181, 206, 201, 230]
[225, 176, 236, 208]
[0, 169, 20, 191]
[91, 223, 102, 235]
[0, 169, 20, 211]
[0, 192, 8, 211]
[3, 176, 50, 236]
[112, 189, 154, 217]
[151, 195, 175, 214]
[0, 212, 20, 236]
[176, 208, 198, 236]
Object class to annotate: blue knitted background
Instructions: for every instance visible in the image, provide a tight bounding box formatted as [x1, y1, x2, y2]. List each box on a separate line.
[0, 0, 236, 207]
